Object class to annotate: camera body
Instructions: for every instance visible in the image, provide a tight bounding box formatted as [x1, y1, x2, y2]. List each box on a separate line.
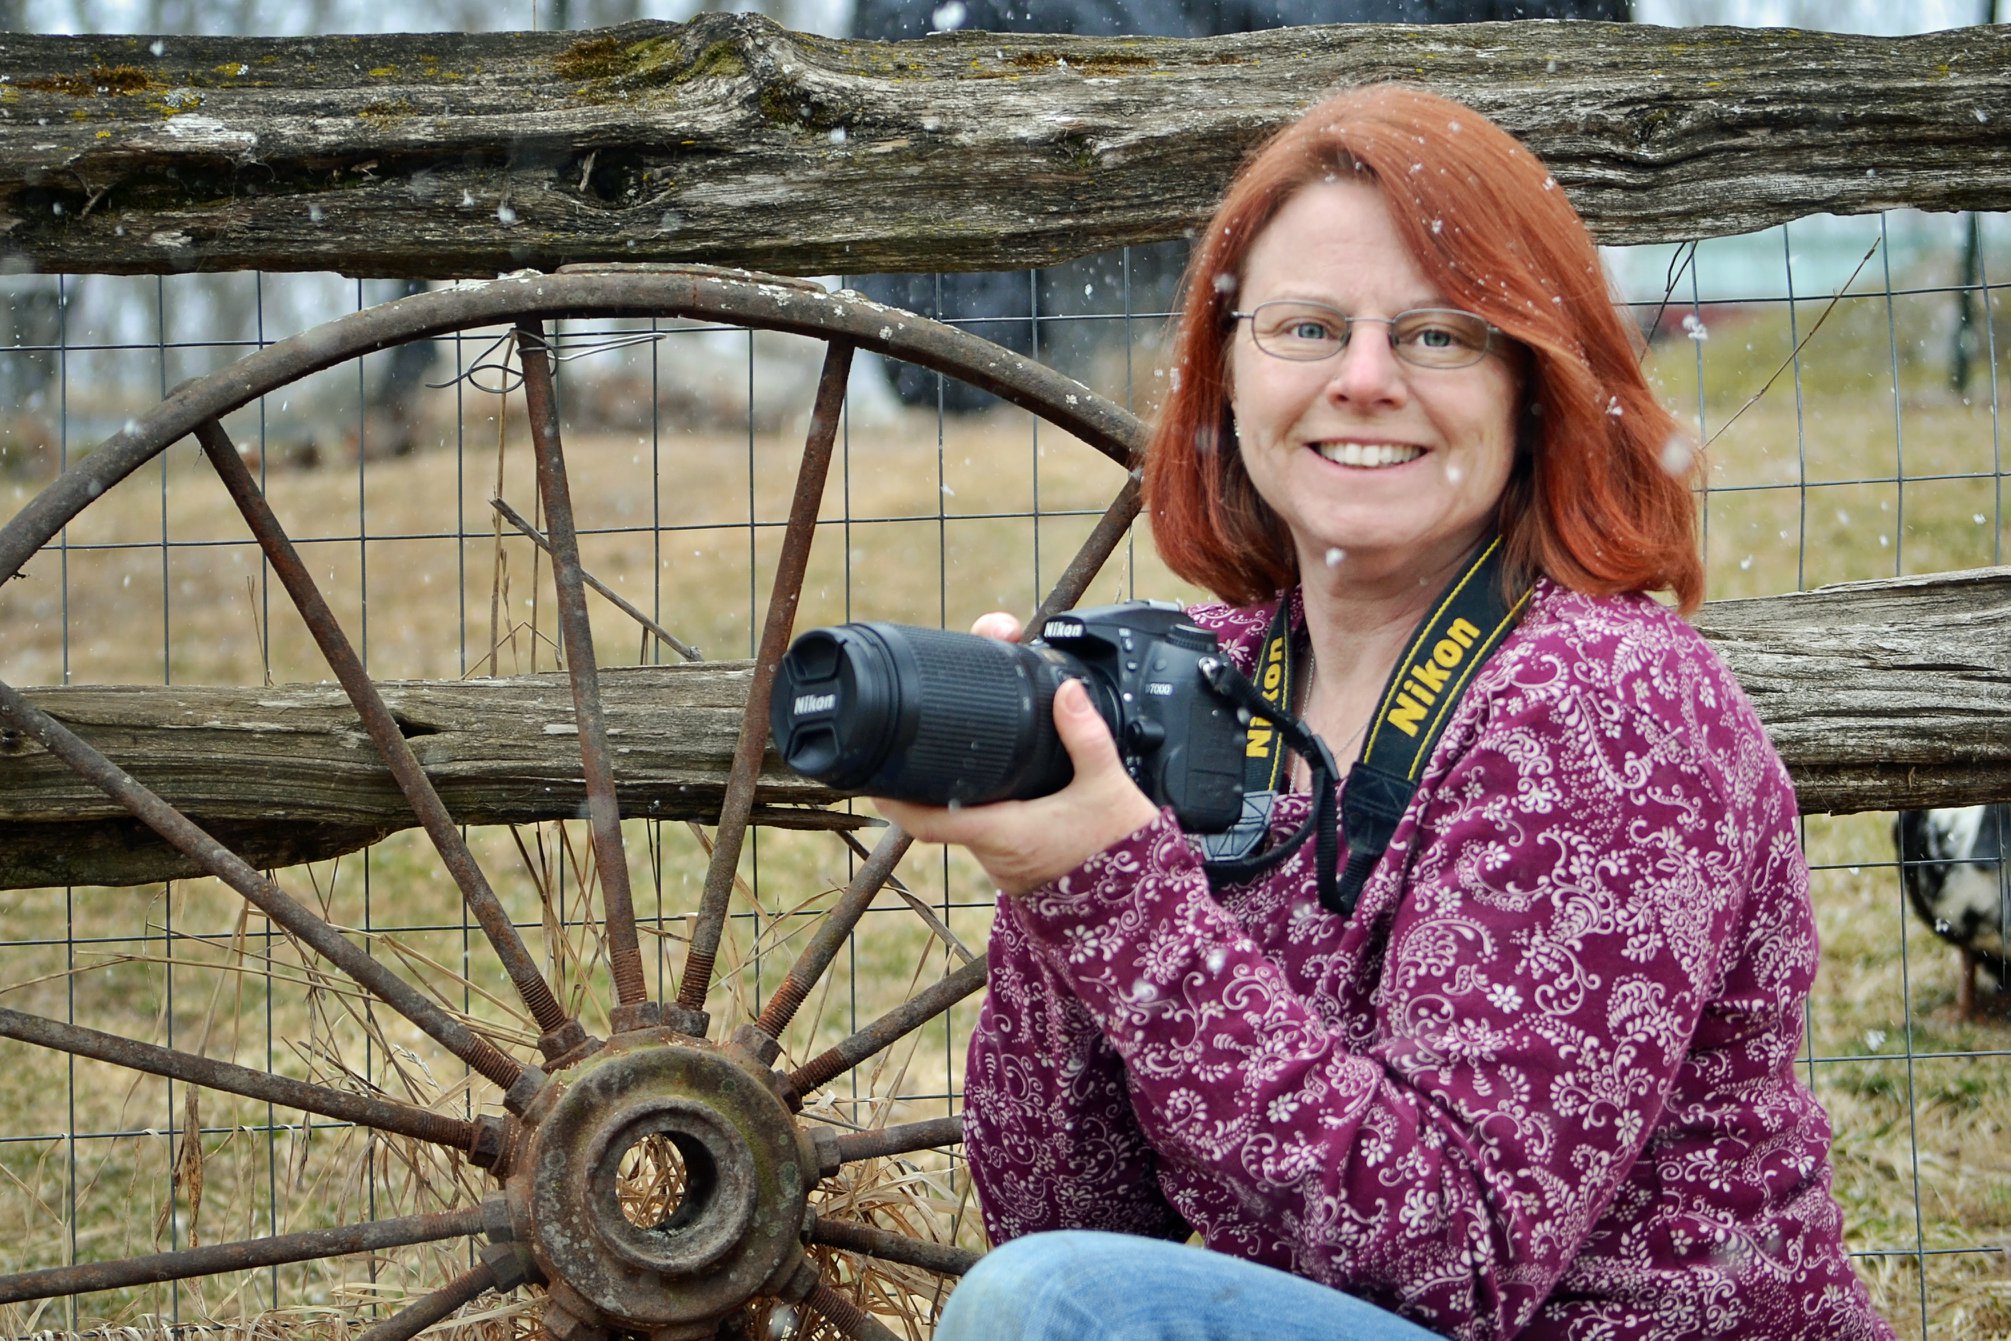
[1032, 602, 1249, 831]
[770, 600, 1249, 832]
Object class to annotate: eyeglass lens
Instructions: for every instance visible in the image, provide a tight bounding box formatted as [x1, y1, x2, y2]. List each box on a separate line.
[1244, 301, 1491, 368]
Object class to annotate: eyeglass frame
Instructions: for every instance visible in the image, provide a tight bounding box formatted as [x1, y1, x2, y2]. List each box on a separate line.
[1227, 299, 1504, 370]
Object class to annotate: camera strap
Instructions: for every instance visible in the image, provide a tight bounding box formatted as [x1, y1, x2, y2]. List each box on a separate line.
[1196, 654, 1344, 911]
[1198, 536, 1531, 918]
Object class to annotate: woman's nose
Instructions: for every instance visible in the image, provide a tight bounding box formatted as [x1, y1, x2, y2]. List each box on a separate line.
[1324, 326, 1408, 406]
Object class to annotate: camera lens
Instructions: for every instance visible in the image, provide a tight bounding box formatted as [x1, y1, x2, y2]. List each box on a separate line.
[770, 622, 1081, 807]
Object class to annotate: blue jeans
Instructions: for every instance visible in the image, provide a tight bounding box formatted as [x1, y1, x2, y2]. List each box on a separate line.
[934, 1231, 1443, 1340]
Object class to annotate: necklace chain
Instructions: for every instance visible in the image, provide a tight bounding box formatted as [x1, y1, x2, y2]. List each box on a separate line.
[1296, 644, 1368, 788]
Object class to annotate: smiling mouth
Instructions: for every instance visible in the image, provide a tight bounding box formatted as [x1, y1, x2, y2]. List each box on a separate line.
[1313, 441, 1425, 468]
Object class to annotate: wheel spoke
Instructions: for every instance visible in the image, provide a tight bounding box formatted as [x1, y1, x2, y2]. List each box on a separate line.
[836, 829, 977, 966]
[805, 1213, 980, 1278]
[812, 1116, 965, 1172]
[756, 828, 913, 1040]
[803, 1275, 905, 1341]
[752, 476, 1144, 1042]
[681, 340, 855, 1023]
[195, 418, 580, 1059]
[0, 1005, 477, 1153]
[515, 320, 650, 1024]
[0, 681, 532, 1101]
[0, 1206, 485, 1306]
[785, 957, 989, 1104]
[1027, 473, 1145, 628]
[355, 1258, 504, 1341]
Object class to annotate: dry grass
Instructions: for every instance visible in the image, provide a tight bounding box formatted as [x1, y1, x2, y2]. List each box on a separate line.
[0, 282, 2006, 1337]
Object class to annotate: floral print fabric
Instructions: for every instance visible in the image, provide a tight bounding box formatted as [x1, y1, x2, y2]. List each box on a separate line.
[963, 581, 1893, 1340]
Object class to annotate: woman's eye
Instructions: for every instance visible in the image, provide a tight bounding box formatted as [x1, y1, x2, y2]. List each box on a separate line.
[1410, 324, 1456, 348]
[1287, 319, 1334, 342]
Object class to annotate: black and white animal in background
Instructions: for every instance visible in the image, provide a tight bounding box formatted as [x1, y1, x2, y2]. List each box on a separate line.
[1895, 805, 2009, 1021]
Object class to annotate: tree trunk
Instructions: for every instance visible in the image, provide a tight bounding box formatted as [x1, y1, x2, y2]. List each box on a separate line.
[2, 15, 2006, 278]
[3, 567, 2006, 890]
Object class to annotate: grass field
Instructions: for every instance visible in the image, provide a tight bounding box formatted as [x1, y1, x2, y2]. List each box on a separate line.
[0, 271, 2008, 1338]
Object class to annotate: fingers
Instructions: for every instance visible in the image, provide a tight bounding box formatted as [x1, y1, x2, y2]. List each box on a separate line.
[1051, 679, 1122, 774]
[1051, 680, 1159, 830]
[970, 610, 1023, 643]
[872, 795, 982, 846]
[870, 683, 1157, 895]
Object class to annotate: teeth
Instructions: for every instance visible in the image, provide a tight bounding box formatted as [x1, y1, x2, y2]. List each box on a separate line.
[1315, 441, 1424, 467]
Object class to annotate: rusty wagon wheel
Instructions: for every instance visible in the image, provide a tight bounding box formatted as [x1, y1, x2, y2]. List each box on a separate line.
[0, 266, 1147, 1341]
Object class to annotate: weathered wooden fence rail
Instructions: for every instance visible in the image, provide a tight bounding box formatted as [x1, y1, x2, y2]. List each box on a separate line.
[3, 565, 2006, 889]
[0, 662, 855, 889]
[2, 15, 2008, 278]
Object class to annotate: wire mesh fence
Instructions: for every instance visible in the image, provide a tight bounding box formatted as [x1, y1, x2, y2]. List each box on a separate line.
[1614, 211, 2010, 1335]
[0, 168, 2007, 1341]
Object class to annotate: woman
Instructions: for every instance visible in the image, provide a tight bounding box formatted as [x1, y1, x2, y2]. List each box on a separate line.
[881, 86, 1893, 1340]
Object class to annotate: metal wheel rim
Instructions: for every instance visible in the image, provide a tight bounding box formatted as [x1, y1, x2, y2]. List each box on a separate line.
[0, 266, 1148, 1340]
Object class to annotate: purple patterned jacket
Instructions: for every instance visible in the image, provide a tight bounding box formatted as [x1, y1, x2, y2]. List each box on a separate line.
[963, 580, 1893, 1340]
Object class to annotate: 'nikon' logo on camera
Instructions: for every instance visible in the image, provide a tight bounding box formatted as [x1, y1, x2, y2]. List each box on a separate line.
[1043, 620, 1085, 640]
[1385, 617, 1482, 737]
[793, 692, 837, 715]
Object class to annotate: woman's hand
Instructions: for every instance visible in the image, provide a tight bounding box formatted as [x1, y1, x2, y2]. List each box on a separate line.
[873, 612, 1161, 896]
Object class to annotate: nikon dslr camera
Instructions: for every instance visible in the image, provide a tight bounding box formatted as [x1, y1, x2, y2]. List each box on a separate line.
[769, 601, 1248, 832]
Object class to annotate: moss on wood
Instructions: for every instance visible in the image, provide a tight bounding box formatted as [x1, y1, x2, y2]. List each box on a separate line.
[1006, 48, 1155, 77]
[553, 35, 629, 82]
[20, 64, 161, 97]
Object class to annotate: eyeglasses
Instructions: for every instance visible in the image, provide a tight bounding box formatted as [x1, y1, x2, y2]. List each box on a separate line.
[1229, 300, 1499, 370]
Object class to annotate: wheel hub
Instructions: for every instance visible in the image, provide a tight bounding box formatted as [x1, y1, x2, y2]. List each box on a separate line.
[500, 1031, 815, 1339]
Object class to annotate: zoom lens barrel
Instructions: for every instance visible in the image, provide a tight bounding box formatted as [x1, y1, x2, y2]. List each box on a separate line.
[770, 622, 1084, 807]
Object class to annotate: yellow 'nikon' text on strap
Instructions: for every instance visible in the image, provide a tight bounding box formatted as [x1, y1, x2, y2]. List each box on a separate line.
[1246, 600, 1296, 790]
[1360, 536, 1533, 783]
[1335, 537, 1532, 914]
[1193, 594, 1298, 873]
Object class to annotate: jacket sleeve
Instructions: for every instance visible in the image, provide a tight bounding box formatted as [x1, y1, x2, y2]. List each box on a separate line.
[962, 889, 1193, 1245]
[998, 665, 1766, 1341]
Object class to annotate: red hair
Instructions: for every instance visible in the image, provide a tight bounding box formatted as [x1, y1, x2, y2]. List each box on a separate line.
[1145, 85, 1704, 612]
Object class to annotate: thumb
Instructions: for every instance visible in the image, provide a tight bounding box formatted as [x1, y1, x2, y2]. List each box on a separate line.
[1053, 679, 1124, 776]
[970, 610, 1024, 643]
